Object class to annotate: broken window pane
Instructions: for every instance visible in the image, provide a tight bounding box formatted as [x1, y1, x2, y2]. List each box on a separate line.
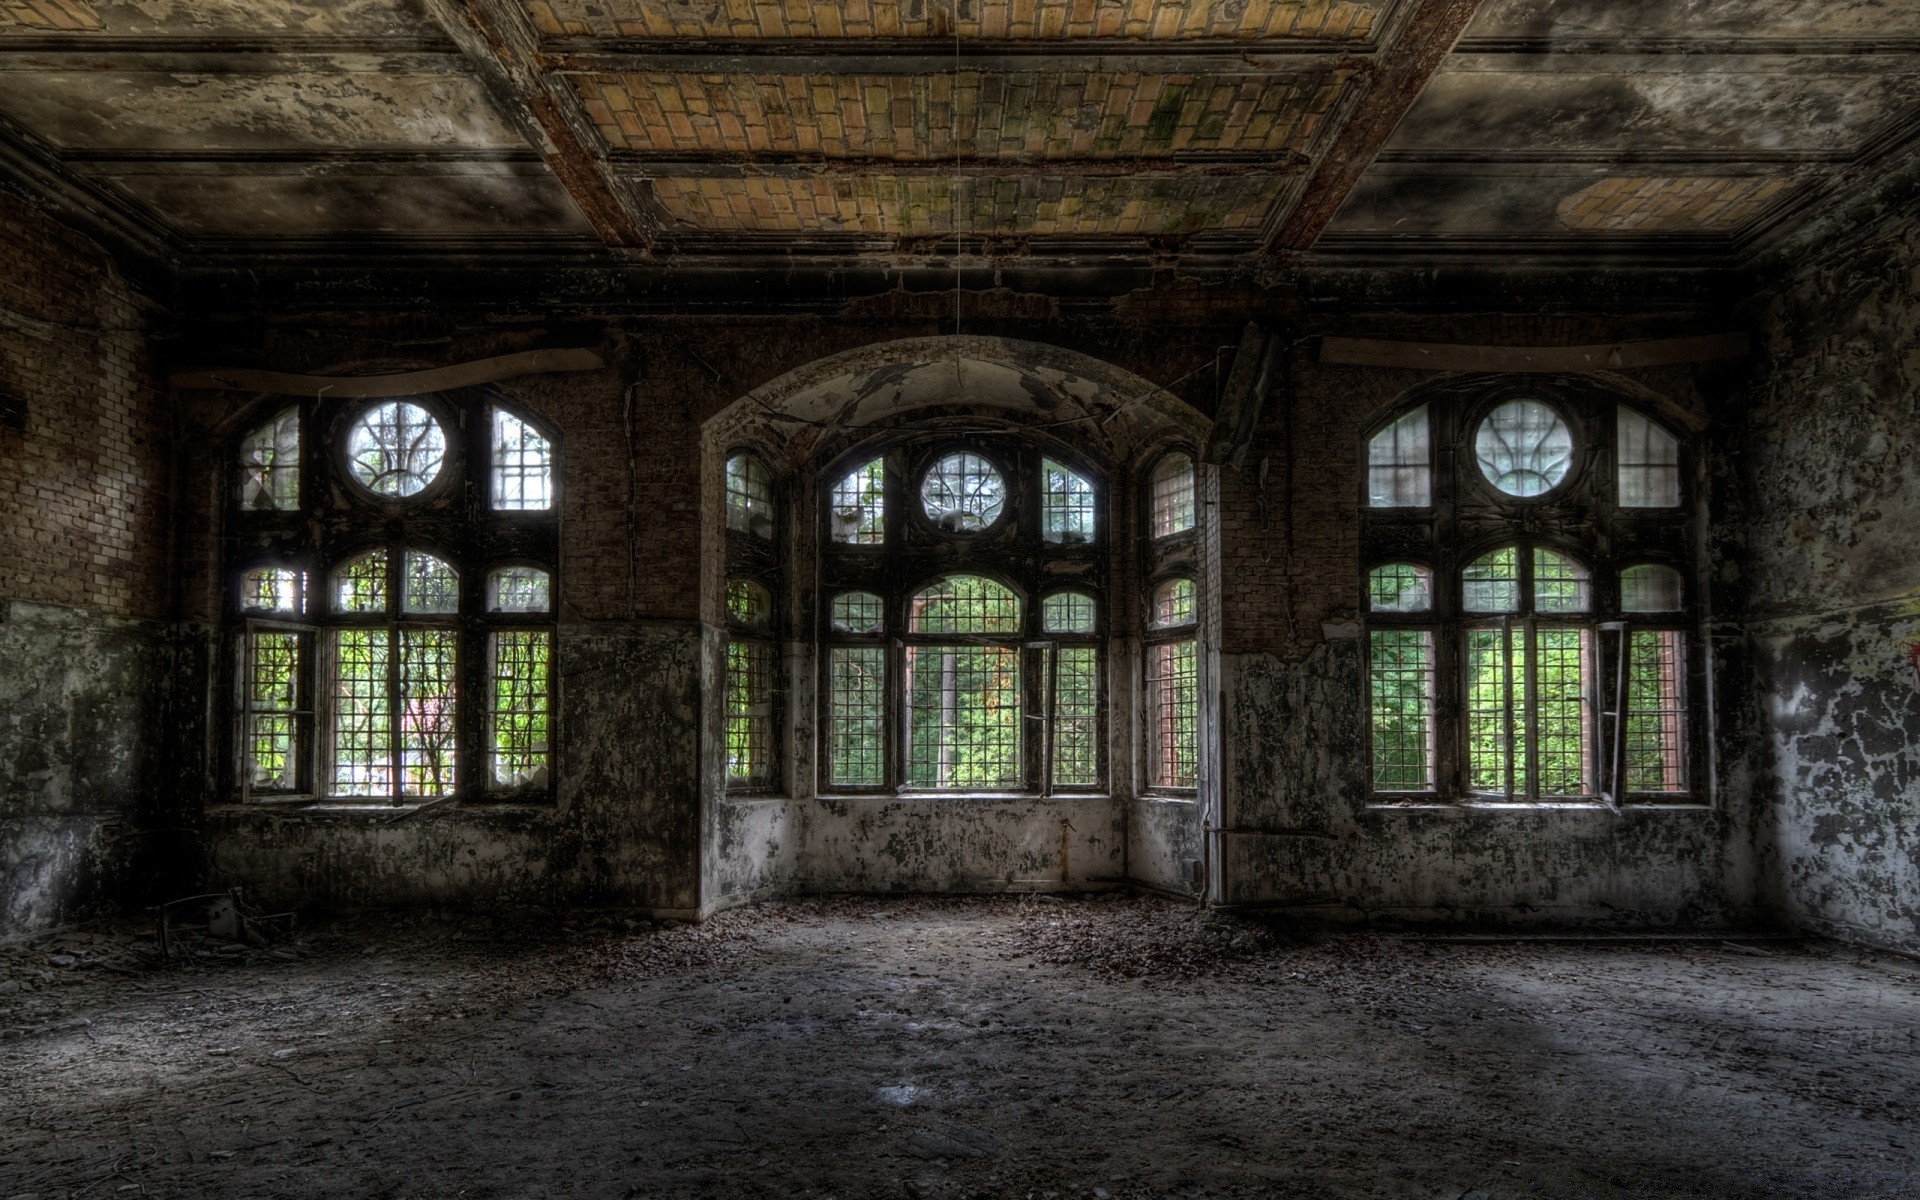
[1148, 452, 1195, 538]
[1051, 646, 1099, 787]
[490, 630, 550, 789]
[830, 458, 886, 545]
[1533, 548, 1591, 614]
[727, 579, 773, 629]
[397, 628, 457, 797]
[1147, 638, 1198, 789]
[1625, 629, 1688, 793]
[1367, 405, 1430, 508]
[239, 407, 300, 511]
[1367, 563, 1431, 613]
[488, 566, 551, 613]
[402, 550, 459, 615]
[1462, 546, 1520, 614]
[1042, 590, 1097, 634]
[1617, 406, 1680, 508]
[1368, 629, 1433, 791]
[726, 639, 775, 785]
[345, 401, 446, 499]
[240, 566, 303, 615]
[909, 575, 1020, 635]
[726, 453, 775, 538]
[904, 644, 1022, 788]
[827, 646, 885, 786]
[1621, 563, 1683, 612]
[1151, 577, 1196, 629]
[242, 629, 302, 793]
[492, 409, 553, 511]
[1041, 458, 1095, 544]
[332, 550, 388, 614]
[921, 452, 1006, 533]
[830, 591, 884, 634]
[1475, 400, 1573, 498]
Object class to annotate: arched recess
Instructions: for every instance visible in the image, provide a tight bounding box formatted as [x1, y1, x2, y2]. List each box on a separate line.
[697, 336, 1218, 911]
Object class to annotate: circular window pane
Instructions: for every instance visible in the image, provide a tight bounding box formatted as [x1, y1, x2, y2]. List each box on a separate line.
[345, 401, 447, 498]
[1475, 400, 1573, 498]
[919, 452, 1006, 533]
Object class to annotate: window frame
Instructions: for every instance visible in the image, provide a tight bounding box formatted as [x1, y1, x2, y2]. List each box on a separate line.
[723, 444, 784, 795]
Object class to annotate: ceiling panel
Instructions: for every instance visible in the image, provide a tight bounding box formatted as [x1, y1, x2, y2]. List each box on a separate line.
[1468, 0, 1920, 42]
[1327, 168, 1802, 236]
[0, 0, 434, 38]
[101, 171, 591, 238]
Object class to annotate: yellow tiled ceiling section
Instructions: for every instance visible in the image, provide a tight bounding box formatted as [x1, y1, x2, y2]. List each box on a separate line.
[529, 0, 1382, 41]
[578, 70, 1349, 159]
[0, 0, 101, 30]
[1555, 177, 1793, 234]
[652, 174, 1287, 235]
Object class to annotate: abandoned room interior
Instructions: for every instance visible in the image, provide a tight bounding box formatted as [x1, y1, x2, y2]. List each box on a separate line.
[1, 0, 1918, 1195]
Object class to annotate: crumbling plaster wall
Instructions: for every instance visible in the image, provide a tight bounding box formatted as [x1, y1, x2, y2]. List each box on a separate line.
[1727, 212, 1920, 954]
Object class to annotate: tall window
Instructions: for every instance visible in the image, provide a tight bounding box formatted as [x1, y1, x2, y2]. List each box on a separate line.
[1144, 448, 1199, 791]
[819, 442, 1104, 793]
[228, 398, 557, 804]
[1360, 388, 1697, 805]
[725, 451, 781, 789]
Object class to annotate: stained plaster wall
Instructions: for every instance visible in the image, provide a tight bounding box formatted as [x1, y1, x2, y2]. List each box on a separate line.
[1728, 212, 1920, 955]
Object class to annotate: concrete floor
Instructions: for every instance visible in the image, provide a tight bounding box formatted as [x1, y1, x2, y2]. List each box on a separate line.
[2, 895, 1917, 1199]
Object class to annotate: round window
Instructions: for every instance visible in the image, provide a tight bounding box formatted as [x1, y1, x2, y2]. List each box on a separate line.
[919, 452, 1006, 533]
[1474, 400, 1573, 498]
[345, 401, 447, 498]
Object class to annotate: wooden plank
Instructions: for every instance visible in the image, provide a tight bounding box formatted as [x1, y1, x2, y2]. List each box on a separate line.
[1318, 333, 1750, 373]
[170, 348, 606, 397]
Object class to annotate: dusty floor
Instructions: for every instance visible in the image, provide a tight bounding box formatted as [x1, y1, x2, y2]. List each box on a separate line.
[2, 894, 1917, 1199]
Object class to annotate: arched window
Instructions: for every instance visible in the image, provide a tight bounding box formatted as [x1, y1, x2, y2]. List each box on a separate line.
[1360, 385, 1697, 806]
[226, 397, 558, 804]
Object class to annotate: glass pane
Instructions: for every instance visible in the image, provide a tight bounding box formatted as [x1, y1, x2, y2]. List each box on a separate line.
[830, 591, 884, 634]
[330, 628, 391, 797]
[1148, 453, 1195, 538]
[332, 550, 388, 614]
[827, 646, 885, 786]
[1532, 548, 1591, 614]
[492, 409, 553, 511]
[1041, 458, 1095, 544]
[830, 458, 886, 545]
[1042, 590, 1097, 634]
[1462, 546, 1519, 614]
[1368, 629, 1433, 791]
[397, 628, 457, 797]
[726, 639, 775, 785]
[1475, 400, 1573, 498]
[1147, 638, 1198, 788]
[239, 407, 300, 511]
[727, 579, 773, 629]
[240, 567, 302, 614]
[490, 630, 550, 789]
[1536, 627, 1591, 797]
[1367, 405, 1430, 508]
[1625, 629, 1688, 793]
[920, 452, 1006, 533]
[488, 566, 552, 613]
[726, 453, 775, 537]
[1367, 563, 1431, 613]
[1151, 578, 1196, 628]
[909, 575, 1020, 634]
[1464, 626, 1516, 795]
[402, 550, 459, 615]
[1618, 406, 1681, 508]
[1051, 646, 1099, 787]
[904, 644, 1022, 788]
[345, 401, 446, 499]
[1621, 564, 1683, 613]
[243, 630, 300, 792]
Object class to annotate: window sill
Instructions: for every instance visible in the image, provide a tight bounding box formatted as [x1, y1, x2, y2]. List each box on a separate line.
[214, 798, 554, 817]
[1366, 797, 1712, 813]
[814, 792, 1113, 803]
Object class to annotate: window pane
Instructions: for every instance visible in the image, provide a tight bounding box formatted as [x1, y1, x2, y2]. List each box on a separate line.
[330, 628, 391, 797]
[1368, 629, 1433, 791]
[1536, 627, 1591, 797]
[240, 567, 302, 615]
[921, 452, 1006, 533]
[346, 401, 446, 499]
[726, 453, 774, 537]
[1051, 646, 1099, 787]
[1147, 638, 1197, 788]
[1475, 400, 1573, 498]
[1462, 546, 1519, 613]
[830, 591, 884, 634]
[904, 644, 1022, 788]
[488, 566, 551, 613]
[909, 575, 1020, 634]
[492, 409, 553, 511]
[830, 459, 886, 545]
[1533, 548, 1591, 614]
[398, 627, 457, 798]
[1618, 406, 1680, 508]
[1367, 563, 1431, 613]
[490, 630, 550, 789]
[827, 646, 885, 786]
[1151, 578, 1195, 628]
[403, 550, 459, 615]
[1626, 629, 1688, 793]
[727, 579, 773, 629]
[332, 550, 388, 614]
[1042, 590, 1097, 634]
[1366, 405, 1430, 508]
[243, 629, 301, 792]
[239, 407, 300, 511]
[1041, 458, 1095, 544]
[1148, 453, 1195, 538]
[1621, 563, 1683, 612]
[1464, 627, 1516, 796]
[726, 639, 775, 785]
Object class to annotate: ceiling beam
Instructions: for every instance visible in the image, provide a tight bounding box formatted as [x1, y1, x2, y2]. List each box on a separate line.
[419, 0, 658, 250]
[606, 151, 1308, 180]
[547, 48, 1368, 75]
[1265, 0, 1486, 254]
